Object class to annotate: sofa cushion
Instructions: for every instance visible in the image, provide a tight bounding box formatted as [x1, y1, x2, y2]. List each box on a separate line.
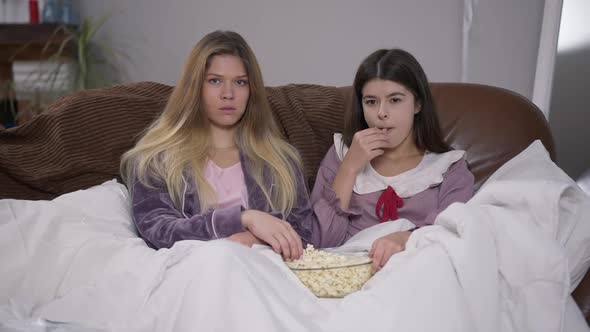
[0, 82, 555, 198]
[0, 82, 171, 200]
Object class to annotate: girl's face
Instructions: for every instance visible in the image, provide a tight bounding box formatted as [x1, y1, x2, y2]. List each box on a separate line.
[361, 79, 420, 150]
[202, 54, 250, 129]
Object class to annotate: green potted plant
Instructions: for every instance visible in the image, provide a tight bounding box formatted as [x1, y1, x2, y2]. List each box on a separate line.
[16, 14, 130, 117]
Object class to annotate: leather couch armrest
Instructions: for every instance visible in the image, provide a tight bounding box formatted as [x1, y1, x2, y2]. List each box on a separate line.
[573, 268, 590, 324]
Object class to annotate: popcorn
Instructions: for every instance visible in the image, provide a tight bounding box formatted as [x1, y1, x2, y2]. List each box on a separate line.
[286, 245, 373, 298]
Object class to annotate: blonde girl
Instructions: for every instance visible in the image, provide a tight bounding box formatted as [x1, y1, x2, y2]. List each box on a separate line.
[121, 31, 312, 260]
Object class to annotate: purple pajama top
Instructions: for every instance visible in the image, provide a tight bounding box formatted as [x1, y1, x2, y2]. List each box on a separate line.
[130, 152, 313, 249]
[310, 134, 475, 248]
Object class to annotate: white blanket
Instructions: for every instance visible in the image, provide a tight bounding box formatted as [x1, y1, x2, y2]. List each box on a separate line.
[1, 141, 589, 332]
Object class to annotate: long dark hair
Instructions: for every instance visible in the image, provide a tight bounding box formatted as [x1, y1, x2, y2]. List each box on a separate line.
[343, 48, 450, 153]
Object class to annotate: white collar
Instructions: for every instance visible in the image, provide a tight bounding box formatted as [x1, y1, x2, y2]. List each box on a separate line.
[333, 133, 465, 197]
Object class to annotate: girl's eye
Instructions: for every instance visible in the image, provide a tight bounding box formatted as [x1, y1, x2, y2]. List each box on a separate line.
[208, 78, 221, 84]
[236, 79, 249, 86]
[390, 98, 401, 103]
[364, 99, 377, 105]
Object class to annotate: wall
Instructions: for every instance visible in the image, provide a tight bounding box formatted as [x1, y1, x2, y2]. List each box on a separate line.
[78, 0, 544, 100]
[549, 0, 590, 180]
[467, 0, 545, 102]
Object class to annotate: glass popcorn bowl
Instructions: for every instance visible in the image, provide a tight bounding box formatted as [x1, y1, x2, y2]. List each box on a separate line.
[286, 248, 374, 298]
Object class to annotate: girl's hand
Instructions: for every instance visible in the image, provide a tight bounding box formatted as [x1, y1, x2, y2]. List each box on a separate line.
[227, 231, 263, 247]
[341, 128, 390, 174]
[241, 210, 303, 260]
[369, 231, 412, 272]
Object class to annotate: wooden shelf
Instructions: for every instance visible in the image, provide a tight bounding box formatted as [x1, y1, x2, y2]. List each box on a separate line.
[0, 24, 77, 84]
[0, 24, 78, 126]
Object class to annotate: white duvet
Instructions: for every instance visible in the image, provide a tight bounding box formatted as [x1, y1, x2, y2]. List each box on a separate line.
[1, 141, 590, 332]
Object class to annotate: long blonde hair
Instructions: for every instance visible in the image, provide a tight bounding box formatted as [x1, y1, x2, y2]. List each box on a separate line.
[121, 30, 302, 215]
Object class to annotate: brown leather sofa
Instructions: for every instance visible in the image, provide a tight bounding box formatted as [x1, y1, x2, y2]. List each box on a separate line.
[0, 82, 588, 323]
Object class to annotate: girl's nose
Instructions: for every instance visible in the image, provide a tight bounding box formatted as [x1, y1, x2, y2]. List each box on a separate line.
[377, 105, 389, 119]
[221, 82, 234, 100]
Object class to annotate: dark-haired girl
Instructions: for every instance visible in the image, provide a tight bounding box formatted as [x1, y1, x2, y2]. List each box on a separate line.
[311, 49, 474, 271]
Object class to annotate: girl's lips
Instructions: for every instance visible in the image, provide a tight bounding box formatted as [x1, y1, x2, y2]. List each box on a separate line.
[220, 107, 237, 114]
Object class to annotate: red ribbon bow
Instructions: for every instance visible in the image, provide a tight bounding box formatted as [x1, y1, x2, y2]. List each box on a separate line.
[376, 186, 404, 222]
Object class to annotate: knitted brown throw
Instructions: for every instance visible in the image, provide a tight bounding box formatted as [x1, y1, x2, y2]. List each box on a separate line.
[0, 82, 345, 199]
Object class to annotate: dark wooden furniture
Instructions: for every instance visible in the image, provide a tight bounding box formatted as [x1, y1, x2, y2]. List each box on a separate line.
[0, 24, 76, 86]
[0, 24, 76, 125]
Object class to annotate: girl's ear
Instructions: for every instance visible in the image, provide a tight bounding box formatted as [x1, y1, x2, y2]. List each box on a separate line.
[414, 102, 421, 115]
